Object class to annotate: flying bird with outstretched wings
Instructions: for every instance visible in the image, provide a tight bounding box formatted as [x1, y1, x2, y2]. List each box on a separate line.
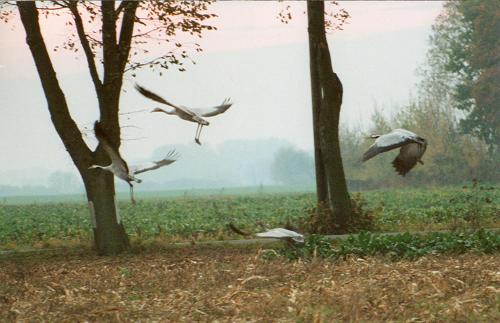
[89, 121, 178, 204]
[361, 128, 427, 176]
[135, 83, 233, 145]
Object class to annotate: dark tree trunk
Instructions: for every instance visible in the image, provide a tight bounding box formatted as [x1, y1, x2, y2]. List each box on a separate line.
[307, 0, 353, 231]
[83, 172, 129, 254]
[318, 72, 352, 229]
[17, 1, 136, 255]
[307, 4, 328, 205]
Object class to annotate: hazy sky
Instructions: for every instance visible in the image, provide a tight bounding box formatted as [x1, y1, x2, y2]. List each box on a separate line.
[0, 1, 443, 186]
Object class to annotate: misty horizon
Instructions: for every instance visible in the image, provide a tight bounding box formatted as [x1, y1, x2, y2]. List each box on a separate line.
[1, 2, 443, 191]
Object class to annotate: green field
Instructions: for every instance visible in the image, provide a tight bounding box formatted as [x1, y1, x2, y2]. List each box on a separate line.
[0, 185, 315, 205]
[0, 186, 498, 249]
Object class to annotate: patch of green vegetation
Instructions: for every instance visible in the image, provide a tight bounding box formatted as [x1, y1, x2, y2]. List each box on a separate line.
[0, 186, 497, 249]
[280, 230, 500, 260]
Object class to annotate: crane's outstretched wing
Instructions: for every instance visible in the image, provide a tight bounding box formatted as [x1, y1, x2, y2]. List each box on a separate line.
[131, 150, 179, 175]
[255, 228, 305, 243]
[94, 121, 129, 174]
[392, 140, 427, 176]
[135, 84, 196, 117]
[361, 129, 418, 162]
[190, 98, 233, 117]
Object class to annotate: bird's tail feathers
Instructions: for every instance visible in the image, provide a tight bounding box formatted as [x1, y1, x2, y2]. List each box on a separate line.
[392, 157, 409, 176]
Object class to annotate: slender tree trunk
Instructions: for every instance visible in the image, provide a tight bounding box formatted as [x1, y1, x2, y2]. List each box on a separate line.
[307, 0, 352, 231]
[307, 4, 328, 205]
[17, 1, 130, 255]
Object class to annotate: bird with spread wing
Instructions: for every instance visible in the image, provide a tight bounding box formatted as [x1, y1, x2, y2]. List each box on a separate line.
[135, 83, 233, 145]
[228, 223, 305, 244]
[89, 121, 179, 204]
[361, 129, 428, 176]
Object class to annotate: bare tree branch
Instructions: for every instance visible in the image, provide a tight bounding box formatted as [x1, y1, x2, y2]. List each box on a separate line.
[131, 26, 165, 39]
[16, 1, 93, 172]
[86, 34, 103, 46]
[115, 0, 126, 16]
[68, 1, 102, 95]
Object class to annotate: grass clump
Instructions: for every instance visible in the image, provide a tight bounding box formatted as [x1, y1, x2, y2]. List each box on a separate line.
[302, 192, 377, 234]
[279, 229, 500, 260]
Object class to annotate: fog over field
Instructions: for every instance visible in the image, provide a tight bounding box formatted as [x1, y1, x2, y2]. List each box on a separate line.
[0, 2, 444, 194]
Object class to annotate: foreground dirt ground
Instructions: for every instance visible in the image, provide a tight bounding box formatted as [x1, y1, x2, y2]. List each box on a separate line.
[1, 245, 498, 322]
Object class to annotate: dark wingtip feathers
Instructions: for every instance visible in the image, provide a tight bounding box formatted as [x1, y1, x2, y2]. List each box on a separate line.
[361, 146, 379, 163]
[134, 83, 156, 100]
[134, 83, 148, 96]
[134, 82, 143, 92]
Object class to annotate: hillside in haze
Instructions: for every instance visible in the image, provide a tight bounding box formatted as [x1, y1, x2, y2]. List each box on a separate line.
[0, 138, 296, 196]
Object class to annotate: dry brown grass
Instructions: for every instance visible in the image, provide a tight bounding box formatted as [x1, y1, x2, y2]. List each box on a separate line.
[1, 245, 499, 322]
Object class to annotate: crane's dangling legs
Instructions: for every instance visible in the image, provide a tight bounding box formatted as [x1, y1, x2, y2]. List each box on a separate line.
[195, 123, 204, 145]
[128, 182, 136, 205]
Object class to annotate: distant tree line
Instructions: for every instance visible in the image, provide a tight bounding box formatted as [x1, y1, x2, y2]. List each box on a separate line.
[271, 0, 499, 190]
[271, 99, 498, 189]
[339, 101, 498, 189]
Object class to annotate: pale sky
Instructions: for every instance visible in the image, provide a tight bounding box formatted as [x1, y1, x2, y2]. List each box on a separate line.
[0, 1, 443, 186]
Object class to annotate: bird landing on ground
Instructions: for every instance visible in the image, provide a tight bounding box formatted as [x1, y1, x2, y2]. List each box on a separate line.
[228, 223, 305, 244]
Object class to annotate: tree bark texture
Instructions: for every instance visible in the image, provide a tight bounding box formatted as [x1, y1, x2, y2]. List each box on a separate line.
[307, 1, 328, 205]
[17, 1, 137, 254]
[307, 0, 353, 230]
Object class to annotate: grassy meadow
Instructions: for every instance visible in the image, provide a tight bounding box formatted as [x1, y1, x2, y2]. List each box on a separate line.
[0, 185, 498, 250]
[1, 186, 498, 321]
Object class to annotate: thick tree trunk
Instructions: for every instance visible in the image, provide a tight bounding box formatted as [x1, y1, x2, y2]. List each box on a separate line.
[84, 172, 129, 254]
[307, 0, 353, 231]
[318, 72, 353, 229]
[17, 1, 130, 255]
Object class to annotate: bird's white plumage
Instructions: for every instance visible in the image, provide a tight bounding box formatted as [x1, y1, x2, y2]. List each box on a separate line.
[135, 83, 233, 145]
[373, 129, 417, 148]
[189, 98, 233, 117]
[362, 129, 420, 162]
[255, 228, 305, 243]
[90, 121, 178, 203]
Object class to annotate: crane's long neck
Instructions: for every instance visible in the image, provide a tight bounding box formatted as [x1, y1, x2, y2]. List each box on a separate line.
[153, 107, 175, 115]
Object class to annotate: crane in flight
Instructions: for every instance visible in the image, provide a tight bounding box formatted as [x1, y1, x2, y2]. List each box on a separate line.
[89, 121, 178, 204]
[361, 128, 428, 176]
[135, 83, 233, 145]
